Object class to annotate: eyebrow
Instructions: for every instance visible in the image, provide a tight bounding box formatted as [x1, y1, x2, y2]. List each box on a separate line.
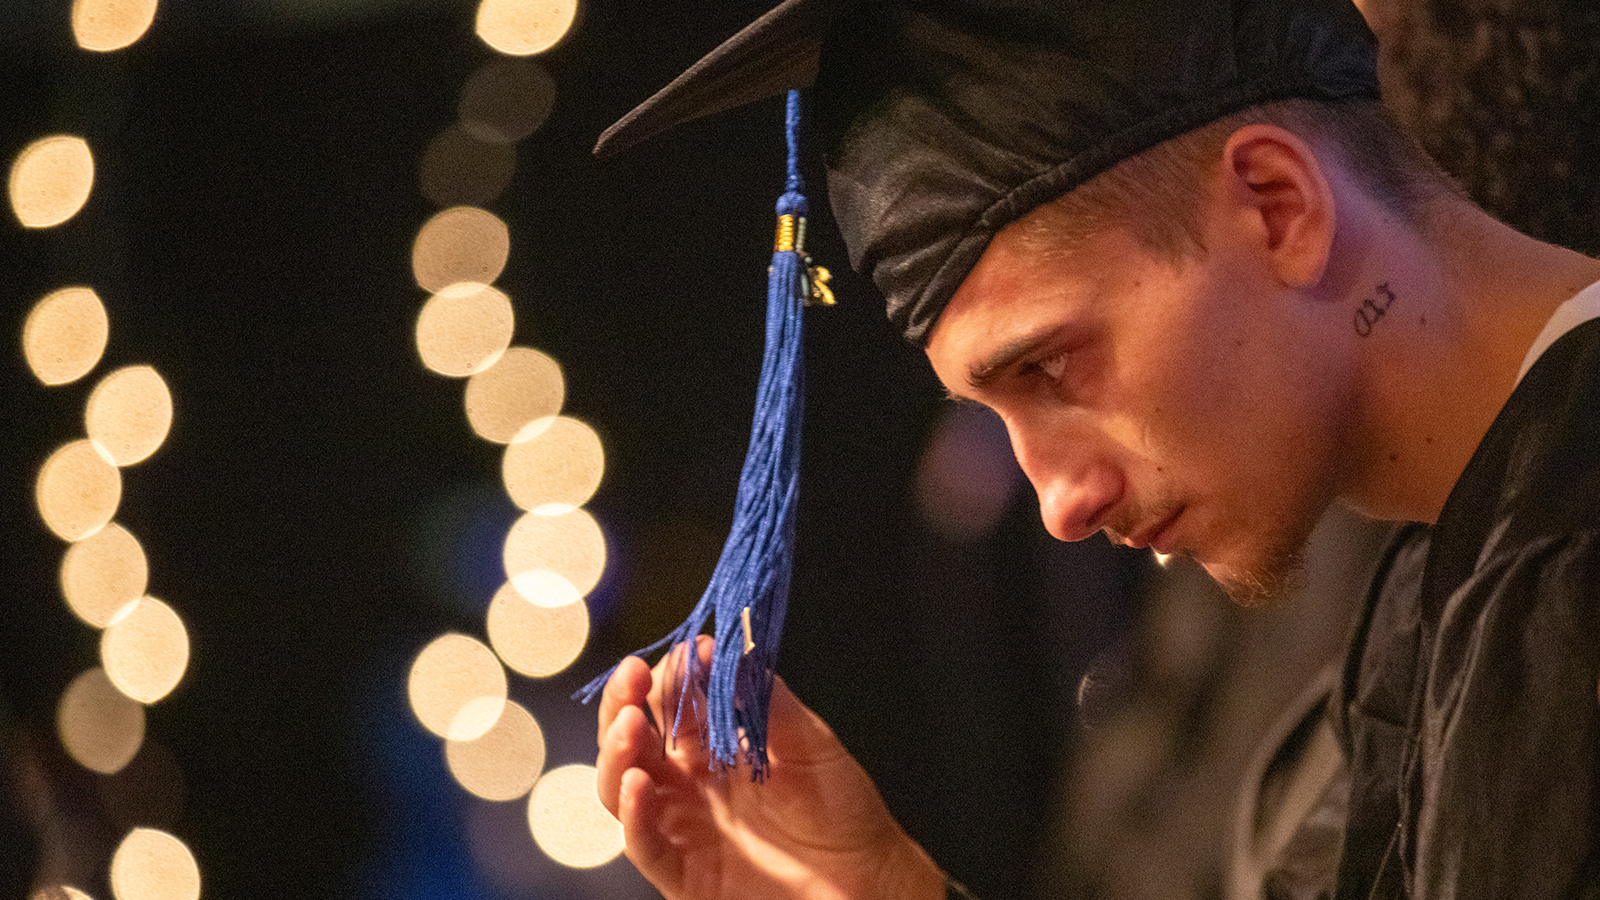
[966, 326, 1059, 391]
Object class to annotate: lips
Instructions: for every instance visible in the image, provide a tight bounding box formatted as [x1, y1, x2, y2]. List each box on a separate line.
[1125, 508, 1182, 554]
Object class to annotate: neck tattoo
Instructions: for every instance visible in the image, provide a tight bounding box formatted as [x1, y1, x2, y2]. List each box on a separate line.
[1354, 283, 1396, 337]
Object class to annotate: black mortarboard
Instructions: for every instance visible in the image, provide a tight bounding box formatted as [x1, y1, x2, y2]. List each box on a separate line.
[598, 0, 1379, 345]
[580, 0, 1379, 776]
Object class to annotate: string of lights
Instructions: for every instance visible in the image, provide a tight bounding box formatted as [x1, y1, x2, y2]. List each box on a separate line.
[15, 5, 202, 900]
[401, 0, 628, 877]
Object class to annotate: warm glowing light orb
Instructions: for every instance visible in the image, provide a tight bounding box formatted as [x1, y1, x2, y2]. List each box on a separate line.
[527, 764, 624, 868]
[36, 439, 121, 541]
[109, 828, 200, 900]
[101, 597, 189, 704]
[487, 577, 589, 677]
[476, 0, 579, 56]
[24, 286, 109, 385]
[465, 346, 565, 443]
[504, 507, 606, 597]
[412, 206, 510, 293]
[61, 522, 147, 628]
[505, 567, 581, 610]
[9, 135, 94, 228]
[416, 282, 515, 377]
[72, 0, 159, 51]
[459, 58, 557, 144]
[408, 633, 508, 740]
[502, 415, 604, 512]
[86, 365, 174, 466]
[58, 667, 145, 775]
[446, 699, 546, 801]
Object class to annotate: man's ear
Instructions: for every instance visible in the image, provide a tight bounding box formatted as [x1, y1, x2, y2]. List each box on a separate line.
[1216, 123, 1336, 288]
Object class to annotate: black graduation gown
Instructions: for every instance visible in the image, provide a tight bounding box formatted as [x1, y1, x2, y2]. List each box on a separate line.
[1244, 318, 1600, 899]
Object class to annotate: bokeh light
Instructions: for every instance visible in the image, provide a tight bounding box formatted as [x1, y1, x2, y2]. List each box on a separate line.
[465, 346, 565, 443]
[58, 667, 145, 775]
[505, 568, 581, 609]
[419, 125, 516, 208]
[31, 887, 94, 900]
[486, 577, 589, 677]
[101, 596, 189, 704]
[86, 365, 174, 466]
[23, 286, 109, 386]
[502, 415, 604, 512]
[109, 828, 200, 900]
[914, 403, 1023, 543]
[476, 0, 579, 56]
[445, 699, 546, 801]
[60, 522, 147, 628]
[9, 135, 94, 228]
[72, 0, 159, 52]
[408, 633, 508, 741]
[527, 764, 624, 868]
[459, 58, 557, 145]
[412, 206, 510, 293]
[36, 439, 122, 541]
[416, 282, 515, 378]
[504, 506, 606, 597]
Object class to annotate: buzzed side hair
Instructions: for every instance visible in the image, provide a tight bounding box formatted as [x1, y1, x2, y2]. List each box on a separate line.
[1017, 98, 1463, 261]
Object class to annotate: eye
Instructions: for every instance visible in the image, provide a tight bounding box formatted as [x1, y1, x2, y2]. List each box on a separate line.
[1035, 350, 1069, 382]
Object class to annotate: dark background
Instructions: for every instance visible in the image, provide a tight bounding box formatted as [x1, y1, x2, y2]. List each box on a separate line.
[8, 2, 1593, 899]
[0, 3, 1140, 898]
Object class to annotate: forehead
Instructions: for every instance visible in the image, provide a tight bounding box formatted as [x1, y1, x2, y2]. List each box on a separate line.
[929, 223, 1119, 354]
[925, 215, 1207, 396]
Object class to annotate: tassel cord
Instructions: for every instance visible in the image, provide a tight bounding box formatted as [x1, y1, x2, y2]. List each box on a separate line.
[576, 90, 811, 781]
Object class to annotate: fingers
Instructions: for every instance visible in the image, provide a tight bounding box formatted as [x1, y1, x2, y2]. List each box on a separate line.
[594, 642, 715, 900]
[595, 640, 716, 819]
[597, 701, 660, 818]
[597, 656, 662, 820]
[645, 643, 684, 739]
[597, 655, 654, 747]
[647, 636, 715, 749]
[616, 767, 686, 894]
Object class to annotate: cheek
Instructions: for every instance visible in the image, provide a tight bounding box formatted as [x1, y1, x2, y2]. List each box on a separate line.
[1106, 260, 1350, 506]
[1115, 323, 1248, 473]
[1128, 317, 1342, 513]
[1194, 361, 1353, 565]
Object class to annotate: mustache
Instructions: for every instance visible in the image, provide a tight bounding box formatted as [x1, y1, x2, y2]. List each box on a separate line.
[1101, 495, 1182, 545]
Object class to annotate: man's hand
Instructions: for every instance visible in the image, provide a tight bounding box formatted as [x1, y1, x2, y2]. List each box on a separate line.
[595, 637, 947, 900]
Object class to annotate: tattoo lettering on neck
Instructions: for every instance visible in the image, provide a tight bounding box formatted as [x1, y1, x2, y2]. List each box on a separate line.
[1354, 283, 1396, 337]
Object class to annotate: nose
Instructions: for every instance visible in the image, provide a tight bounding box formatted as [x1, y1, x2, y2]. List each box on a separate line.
[1006, 420, 1125, 542]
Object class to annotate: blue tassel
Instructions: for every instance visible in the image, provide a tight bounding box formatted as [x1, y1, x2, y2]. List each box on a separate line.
[577, 90, 823, 780]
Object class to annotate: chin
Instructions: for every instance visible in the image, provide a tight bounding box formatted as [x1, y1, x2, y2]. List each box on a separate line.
[1201, 543, 1307, 608]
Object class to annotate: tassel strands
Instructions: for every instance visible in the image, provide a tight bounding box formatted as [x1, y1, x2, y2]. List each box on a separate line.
[578, 90, 821, 780]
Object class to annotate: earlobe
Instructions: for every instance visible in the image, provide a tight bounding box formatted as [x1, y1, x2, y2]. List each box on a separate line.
[1219, 124, 1336, 289]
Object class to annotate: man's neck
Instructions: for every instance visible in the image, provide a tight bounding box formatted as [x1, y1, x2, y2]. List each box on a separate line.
[1342, 198, 1600, 524]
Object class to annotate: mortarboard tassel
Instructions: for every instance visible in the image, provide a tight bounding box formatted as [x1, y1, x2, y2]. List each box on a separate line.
[577, 89, 830, 780]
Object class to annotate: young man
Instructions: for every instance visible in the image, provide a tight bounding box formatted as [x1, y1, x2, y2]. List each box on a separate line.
[595, 0, 1600, 897]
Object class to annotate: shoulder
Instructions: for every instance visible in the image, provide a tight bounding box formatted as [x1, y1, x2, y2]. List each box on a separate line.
[1448, 317, 1600, 556]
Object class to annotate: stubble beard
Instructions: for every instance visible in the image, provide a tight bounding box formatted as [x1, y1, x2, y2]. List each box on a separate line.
[1118, 487, 1314, 606]
[1213, 546, 1306, 607]
[1209, 528, 1312, 605]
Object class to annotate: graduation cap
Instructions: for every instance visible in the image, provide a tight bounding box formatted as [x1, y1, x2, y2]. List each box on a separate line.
[578, 0, 1378, 777]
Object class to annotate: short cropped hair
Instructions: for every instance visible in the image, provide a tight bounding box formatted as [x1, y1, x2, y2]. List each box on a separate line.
[1017, 98, 1462, 261]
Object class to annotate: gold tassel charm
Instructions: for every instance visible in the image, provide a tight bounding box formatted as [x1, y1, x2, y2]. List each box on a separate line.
[774, 213, 834, 307]
[774, 214, 798, 252]
[804, 262, 834, 306]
